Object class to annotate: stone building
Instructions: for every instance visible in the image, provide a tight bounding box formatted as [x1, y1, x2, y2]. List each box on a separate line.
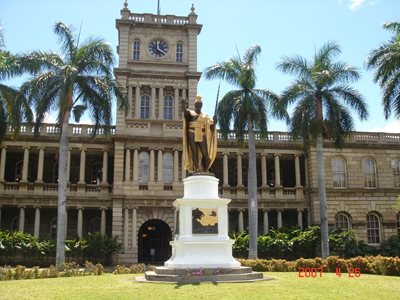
[0, 3, 399, 264]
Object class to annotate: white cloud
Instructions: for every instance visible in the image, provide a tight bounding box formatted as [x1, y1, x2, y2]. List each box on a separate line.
[370, 120, 400, 133]
[349, 0, 365, 10]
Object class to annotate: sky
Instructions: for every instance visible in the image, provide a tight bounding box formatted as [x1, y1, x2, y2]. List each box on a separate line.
[0, 0, 399, 133]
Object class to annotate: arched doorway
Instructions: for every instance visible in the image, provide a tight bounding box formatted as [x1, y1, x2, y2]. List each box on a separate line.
[138, 219, 172, 264]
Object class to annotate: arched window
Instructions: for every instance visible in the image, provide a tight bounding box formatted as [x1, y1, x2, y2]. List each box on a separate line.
[335, 212, 351, 230]
[140, 95, 151, 119]
[367, 213, 381, 244]
[363, 158, 377, 188]
[139, 152, 149, 183]
[163, 153, 174, 184]
[133, 40, 140, 60]
[88, 217, 101, 233]
[164, 95, 173, 120]
[391, 159, 400, 187]
[176, 42, 183, 62]
[332, 157, 347, 188]
[90, 162, 103, 184]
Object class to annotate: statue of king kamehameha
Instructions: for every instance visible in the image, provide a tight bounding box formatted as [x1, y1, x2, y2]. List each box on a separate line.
[182, 96, 217, 174]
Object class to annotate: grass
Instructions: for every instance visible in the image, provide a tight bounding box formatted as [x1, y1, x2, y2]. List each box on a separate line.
[0, 272, 399, 300]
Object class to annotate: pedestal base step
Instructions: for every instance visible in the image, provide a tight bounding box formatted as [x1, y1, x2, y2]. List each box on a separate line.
[141, 267, 265, 283]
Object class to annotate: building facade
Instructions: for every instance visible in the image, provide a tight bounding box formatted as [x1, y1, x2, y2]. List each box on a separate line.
[0, 4, 399, 264]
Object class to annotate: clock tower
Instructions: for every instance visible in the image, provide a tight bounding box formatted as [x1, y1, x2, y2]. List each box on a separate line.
[112, 2, 202, 263]
[114, 2, 202, 132]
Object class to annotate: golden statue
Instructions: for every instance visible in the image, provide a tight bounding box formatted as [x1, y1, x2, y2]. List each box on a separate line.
[182, 96, 217, 174]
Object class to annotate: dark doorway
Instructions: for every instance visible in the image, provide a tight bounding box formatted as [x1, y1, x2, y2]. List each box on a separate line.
[138, 219, 172, 264]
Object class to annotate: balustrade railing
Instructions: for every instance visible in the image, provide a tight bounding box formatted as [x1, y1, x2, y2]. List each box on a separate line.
[7, 123, 400, 145]
[128, 13, 191, 25]
[7, 123, 115, 138]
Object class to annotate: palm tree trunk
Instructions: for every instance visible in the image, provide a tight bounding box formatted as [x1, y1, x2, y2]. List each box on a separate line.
[55, 110, 70, 270]
[247, 116, 258, 259]
[316, 133, 329, 258]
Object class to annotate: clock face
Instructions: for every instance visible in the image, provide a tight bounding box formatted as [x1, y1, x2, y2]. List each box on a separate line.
[148, 40, 168, 57]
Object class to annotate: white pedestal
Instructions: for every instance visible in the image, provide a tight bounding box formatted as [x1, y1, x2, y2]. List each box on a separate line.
[164, 175, 240, 269]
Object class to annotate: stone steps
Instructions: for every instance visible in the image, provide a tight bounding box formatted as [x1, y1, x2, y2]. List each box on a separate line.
[154, 266, 253, 275]
[142, 267, 265, 283]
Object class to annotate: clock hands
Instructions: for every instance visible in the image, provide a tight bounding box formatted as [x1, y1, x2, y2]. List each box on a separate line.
[156, 41, 166, 54]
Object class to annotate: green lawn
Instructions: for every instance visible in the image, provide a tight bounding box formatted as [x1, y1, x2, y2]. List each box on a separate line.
[0, 272, 399, 300]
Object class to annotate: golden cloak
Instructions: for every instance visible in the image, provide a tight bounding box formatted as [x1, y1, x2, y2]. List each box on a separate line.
[182, 109, 217, 172]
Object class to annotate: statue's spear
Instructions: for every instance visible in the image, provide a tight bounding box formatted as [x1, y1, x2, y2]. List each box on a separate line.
[214, 82, 221, 122]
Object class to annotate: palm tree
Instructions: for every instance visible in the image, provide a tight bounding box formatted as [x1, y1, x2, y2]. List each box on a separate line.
[17, 22, 127, 269]
[366, 21, 400, 119]
[0, 28, 33, 141]
[276, 41, 368, 258]
[205, 45, 286, 259]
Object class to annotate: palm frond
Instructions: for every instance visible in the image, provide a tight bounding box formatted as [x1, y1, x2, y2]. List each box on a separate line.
[382, 71, 400, 119]
[276, 55, 311, 80]
[54, 22, 77, 60]
[243, 45, 261, 66]
[383, 21, 400, 35]
[328, 85, 368, 120]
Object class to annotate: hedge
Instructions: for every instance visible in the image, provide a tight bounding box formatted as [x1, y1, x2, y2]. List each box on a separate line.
[238, 256, 400, 276]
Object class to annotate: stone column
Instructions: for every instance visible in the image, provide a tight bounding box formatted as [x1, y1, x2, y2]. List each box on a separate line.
[34, 207, 41, 237]
[36, 147, 45, 182]
[236, 153, 243, 186]
[19, 206, 25, 232]
[67, 148, 71, 182]
[133, 148, 139, 181]
[274, 154, 281, 187]
[102, 150, 108, 185]
[0, 147, 7, 181]
[149, 149, 155, 182]
[295, 154, 301, 187]
[277, 210, 282, 229]
[135, 85, 141, 118]
[151, 86, 156, 119]
[157, 148, 163, 182]
[158, 86, 164, 119]
[0, 206, 2, 229]
[261, 153, 267, 187]
[304, 155, 309, 188]
[174, 87, 180, 120]
[77, 207, 83, 238]
[238, 209, 244, 232]
[79, 148, 87, 183]
[123, 207, 129, 249]
[100, 208, 106, 235]
[131, 208, 137, 248]
[263, 210, 269, 234]
[125, 148, 131, 181]
[223, 152, 229, 186]
[128, 86, 133, 117]
[173, 149, 179, 183]
[22, 147, 30, 182]
[297, 209, 303, 230]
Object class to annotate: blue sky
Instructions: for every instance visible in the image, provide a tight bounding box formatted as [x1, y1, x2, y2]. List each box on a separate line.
[1, 0, 399, 132]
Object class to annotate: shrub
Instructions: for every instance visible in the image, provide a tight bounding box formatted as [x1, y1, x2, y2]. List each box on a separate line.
[346, 256, 376, 274]
[238, 256, 400, 276]
[380, 236, 400, 257]
[113, 263, 154, 274]
[326, 256, 347, 272]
